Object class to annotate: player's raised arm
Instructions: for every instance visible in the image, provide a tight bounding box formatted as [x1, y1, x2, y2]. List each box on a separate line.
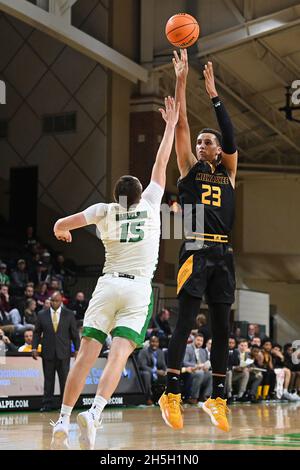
[203, 61, 238, 184]
[173, 49, 197, 178]
[150, 96, 180, 189]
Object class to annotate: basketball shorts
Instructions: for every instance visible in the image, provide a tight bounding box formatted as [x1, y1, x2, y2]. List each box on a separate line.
[82, 273, 153, 348]
[177, 242, 236, 304]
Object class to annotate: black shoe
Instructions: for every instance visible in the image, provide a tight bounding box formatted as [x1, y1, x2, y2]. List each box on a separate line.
[40, 406, 52, 412]
[250, 395, 259, 404]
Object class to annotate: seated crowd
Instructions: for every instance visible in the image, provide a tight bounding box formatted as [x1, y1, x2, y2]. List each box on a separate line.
[137, 320, 300, 406]
[1, 229, 299, 407]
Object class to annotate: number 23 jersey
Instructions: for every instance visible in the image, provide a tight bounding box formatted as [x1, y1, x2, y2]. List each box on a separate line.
[83, 181, 163, 280]
[178, 161, 235, 237]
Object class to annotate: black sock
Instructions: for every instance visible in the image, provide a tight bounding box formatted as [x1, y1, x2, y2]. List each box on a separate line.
[166, 372, 181, 395]
[212, 375, 226, 399]
[209, 303, 231, 399]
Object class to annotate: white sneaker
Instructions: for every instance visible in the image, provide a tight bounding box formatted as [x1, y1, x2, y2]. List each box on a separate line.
[291, 392, 300, 401]
[77, 410, 102, 450]
[50, 417, 70, 450]
[282, 391, 299, 402]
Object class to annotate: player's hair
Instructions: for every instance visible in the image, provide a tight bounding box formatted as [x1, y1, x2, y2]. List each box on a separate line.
[198, 128, 222, 147]
[113, 175, 143, 208]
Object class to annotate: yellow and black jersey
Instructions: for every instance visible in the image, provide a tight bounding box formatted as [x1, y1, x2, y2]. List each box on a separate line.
[178, 160, 235, 244]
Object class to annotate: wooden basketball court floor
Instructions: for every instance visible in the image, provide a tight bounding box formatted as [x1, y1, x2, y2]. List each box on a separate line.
[1, 402, 300, 450]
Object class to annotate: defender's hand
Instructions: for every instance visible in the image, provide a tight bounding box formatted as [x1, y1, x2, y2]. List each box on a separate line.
[159, 96, 180, 127]
[54, 229, 72, 243]
[173, 49, 189, 80]
[203, 61, 218, 98]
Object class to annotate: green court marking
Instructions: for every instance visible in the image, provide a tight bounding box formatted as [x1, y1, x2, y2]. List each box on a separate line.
[178, 433, 300, 448]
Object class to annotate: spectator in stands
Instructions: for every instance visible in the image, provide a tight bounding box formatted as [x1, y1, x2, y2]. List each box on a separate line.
[247, 324, 257, 342]
[47, 278, 61, 297]
[32, 291, 80, 412]
[0, 263, 10, 286]
[16, 284, 35, 317]
[52, 254, 75, 280]
[11, 259, 29, 295]
[205, 338, 212, 360]
[23, 298, 38, 328]
[24, 226, 37, 250]
[0, 289, 15, 337]
[284, 343, 300, 396]
[183, 333, 212, 404]
[272, 343, 299, 401]
[18, 329, 41, 353]
[225, 336, 240, 401]
[44, 298, 51, 309]
[137, 335, 167, 405]
[0, 328, 18, 353]
[250, 336, 262, 347]
[31, 261, 50, 286]
[233, 326, 242, 340]
[196, 313, 211, 347]
[231, 339, 251, 401]
[260, 338, 276, 400]
[68, 291, 88, 326]
[35, 282, 49, 310]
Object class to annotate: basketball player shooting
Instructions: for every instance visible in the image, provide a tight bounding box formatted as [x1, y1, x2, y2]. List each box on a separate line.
[159, 49, 238, 432]
[50, 97, 179, 450]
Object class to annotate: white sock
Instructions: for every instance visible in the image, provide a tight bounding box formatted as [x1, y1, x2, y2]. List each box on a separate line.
[89, 395, 107, 421]
[283, 389, 288, 394]
[60, 404, 73, 420]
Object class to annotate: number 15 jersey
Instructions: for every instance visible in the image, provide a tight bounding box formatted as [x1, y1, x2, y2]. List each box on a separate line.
[83, 181, 163, 280]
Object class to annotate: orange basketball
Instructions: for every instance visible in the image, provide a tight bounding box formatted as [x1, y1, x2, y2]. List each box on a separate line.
[165, 13, 200, 48]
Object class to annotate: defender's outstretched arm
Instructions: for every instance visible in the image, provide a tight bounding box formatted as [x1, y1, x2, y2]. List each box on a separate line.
[150, 96, 180, 189]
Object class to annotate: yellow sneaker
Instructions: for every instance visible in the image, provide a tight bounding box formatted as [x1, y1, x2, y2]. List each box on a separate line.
[158, 392, 183, 430]
[202, 397, 230, 432]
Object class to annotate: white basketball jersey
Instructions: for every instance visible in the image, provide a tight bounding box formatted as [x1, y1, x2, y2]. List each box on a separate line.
[83, 181, 164, 279]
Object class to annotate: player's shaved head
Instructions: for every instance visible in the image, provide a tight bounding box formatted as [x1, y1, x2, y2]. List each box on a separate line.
[113, 175, 143, 208]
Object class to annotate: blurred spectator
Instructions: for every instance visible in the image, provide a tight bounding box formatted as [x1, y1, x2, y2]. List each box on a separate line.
[225, 336, 240, 401]
[11, 259, 29, 295]
[272, 343, 299, 401]
[35, 282, 49, 310]
[231, 339, 251, 401]
[18, 329, 41, 353]
[147, 308, 172, 348]
[0, 289, 15, 337]
[0, 263, 10, 286]
[205, 338, 212, 360]
[195, 313, 211, 347]
[68, 292, 88, 326]
[247, 324, 256, 342]
[233, 326, 242, 340]
[24, 226, 37, 250]
[15, 284, 35, 318]
[250, 336, 262, 348]
[0, 328, 18, 353]
[137, 335, 167, 405]
[23, 298, 38, 328]
[284, 343, 300, 396]
[31, 261, 51, 285]
[44, 298, 51, 309]
[47, 278, 62, 296]
[183, 334, 212, 404]
[259, 338, 276, 400]
[52, 254, 75, 282]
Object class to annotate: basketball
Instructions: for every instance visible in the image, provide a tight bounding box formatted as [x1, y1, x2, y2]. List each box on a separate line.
[165, 13, 200, 48]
